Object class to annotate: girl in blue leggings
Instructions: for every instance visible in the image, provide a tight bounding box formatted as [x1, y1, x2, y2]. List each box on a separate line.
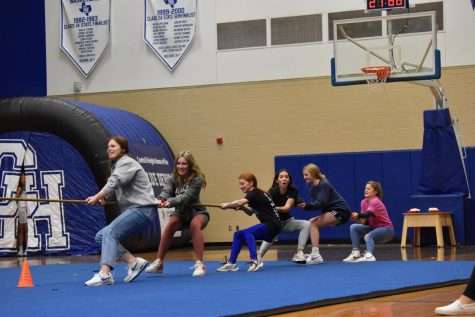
[217, 172, 281, 272]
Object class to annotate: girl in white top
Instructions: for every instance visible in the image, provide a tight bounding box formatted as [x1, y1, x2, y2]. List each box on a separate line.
[14, 172, 28, 256]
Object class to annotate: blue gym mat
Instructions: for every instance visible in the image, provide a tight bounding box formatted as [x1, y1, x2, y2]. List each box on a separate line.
[0, 260, 473, 317]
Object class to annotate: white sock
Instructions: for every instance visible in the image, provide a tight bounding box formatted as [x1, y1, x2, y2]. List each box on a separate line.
[311, 247, 320, 255]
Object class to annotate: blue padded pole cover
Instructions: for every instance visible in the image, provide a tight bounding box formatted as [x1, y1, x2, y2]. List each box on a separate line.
[418, 108, 469, 196]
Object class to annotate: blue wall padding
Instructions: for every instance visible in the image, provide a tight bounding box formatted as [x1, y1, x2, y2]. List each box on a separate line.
[465, 148, 475, 193]
[1, 1, 47, 98]
[275, 147, 475, 245]
[465, 199, 475, 244]
[355, 152, 383, 189]
[419, 108, 469, 196]
[382, 151, 413, 237]
[410, 151, 423, 194]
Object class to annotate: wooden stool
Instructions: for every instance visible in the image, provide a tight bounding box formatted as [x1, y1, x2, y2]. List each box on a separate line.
[400, 212, 456, 248]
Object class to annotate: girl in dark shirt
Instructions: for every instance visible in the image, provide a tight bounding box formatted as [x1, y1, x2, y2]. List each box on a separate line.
[217, 172, 281, 272]
[258, 169, 310, 263]
[298, 163, 351, 264]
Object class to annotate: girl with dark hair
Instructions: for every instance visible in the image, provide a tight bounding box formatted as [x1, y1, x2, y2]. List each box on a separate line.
[84, 136, 158, 286]
[216, 172, 281, 272]
[146, 150, 209, 277]
[343, 181, 394, 262]
[257, 169, 310, 263]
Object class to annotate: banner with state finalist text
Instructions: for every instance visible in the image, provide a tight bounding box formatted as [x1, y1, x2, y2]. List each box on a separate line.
[60, 0, 110, 77]
[144, 0, 197, 72]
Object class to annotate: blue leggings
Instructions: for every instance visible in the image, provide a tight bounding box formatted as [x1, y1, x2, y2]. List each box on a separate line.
[229, 223, 272, 263]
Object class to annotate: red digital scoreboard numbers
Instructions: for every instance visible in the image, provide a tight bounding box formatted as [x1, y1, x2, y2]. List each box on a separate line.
[367, 0, 408, 10]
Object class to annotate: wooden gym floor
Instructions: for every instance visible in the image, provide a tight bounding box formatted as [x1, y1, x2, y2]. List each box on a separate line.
[2, 243, 474, 317]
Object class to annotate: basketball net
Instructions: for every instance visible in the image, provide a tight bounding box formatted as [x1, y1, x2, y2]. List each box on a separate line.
[361, 66, 391, 95]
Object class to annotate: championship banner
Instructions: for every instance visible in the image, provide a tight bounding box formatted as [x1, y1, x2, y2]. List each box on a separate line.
[60, 0, 110, 77]
[144, 0, 197, 72]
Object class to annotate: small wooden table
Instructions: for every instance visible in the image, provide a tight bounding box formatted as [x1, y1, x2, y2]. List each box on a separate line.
[400, 212, 456, 248]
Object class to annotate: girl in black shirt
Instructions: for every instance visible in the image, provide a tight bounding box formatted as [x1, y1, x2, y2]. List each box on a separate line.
[258, 169, 310, 263]
[217, 172, 281, 272]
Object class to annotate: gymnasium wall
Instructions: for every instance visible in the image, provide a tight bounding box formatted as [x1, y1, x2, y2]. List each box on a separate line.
[58, 65, 475, 243]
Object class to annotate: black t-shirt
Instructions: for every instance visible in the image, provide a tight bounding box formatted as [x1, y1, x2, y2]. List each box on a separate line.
[245, 188, 281, 241]
[268, 186, 298, 222]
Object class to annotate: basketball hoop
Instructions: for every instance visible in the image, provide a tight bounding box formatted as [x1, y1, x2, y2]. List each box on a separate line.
[361, 66, 391, 95]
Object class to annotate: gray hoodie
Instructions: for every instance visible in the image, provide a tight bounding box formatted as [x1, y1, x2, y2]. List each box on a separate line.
[102, 155, 158, 210]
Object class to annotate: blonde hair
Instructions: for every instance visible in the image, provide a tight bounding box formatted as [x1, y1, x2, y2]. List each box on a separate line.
[173, 150, 206, 188]
[303, 163, 326, 180]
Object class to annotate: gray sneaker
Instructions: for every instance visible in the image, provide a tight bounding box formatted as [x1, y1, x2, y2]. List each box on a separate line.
[216, 262, 239, 272]
[124, 257, 148, 283]
[247, 260, 264, 272]
[85, 271, 115, 286]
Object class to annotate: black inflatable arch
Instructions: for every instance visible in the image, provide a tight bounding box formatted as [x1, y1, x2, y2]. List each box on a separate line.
[0, 97, 111, 189]
[0, 97, 181, 252]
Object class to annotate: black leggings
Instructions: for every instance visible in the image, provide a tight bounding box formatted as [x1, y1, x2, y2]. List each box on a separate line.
[463, 265, 475, 300]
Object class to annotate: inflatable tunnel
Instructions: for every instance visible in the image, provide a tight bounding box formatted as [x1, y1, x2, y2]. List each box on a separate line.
[0, 97, 187, 256]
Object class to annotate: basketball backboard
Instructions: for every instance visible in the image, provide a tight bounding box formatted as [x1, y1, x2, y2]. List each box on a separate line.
[331, 11, 440, 86]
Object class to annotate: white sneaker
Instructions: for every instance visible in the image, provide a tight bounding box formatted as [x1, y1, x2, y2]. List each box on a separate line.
[291, 251, 307, 264]
[124, 257, 148, 283]
[85, 271, 115, 286]
[435, 299, 475, 315]
[355, 252, 376, 262]
[17, 249, 24, 257]
[145, 258, 163, 274]
[216, 262, 239, 272]
[306, 253, 324, 265]
[343, 250, 362, 262]
[247, 260, 264, 272]
[192, 261, 206, 277]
